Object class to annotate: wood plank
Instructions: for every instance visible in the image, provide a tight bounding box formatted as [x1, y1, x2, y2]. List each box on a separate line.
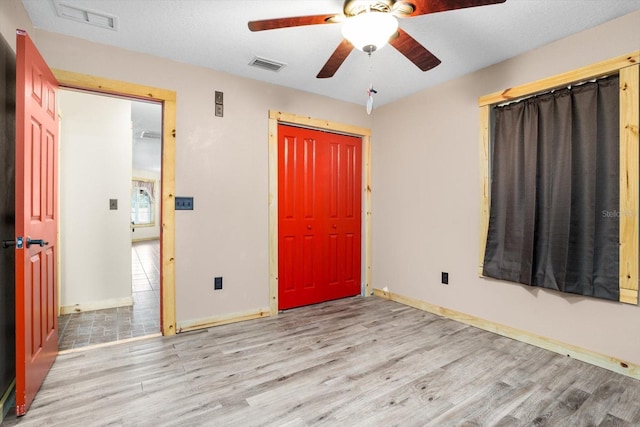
[363, 134, 372, 296]
[159, 97, 176, 335]
[607, 376, 640, 423]
[52, 69, 176, 102]
[619, 64, 640, 305]
[176, 307, 271, 333]
[478, 104, 490, 276]
[268, 110, 371, 137]
[268, 115, 279, 315]
[374, 288, 640, 379]
[3, 296, 639, 426]
[478, 51, 639, 106]
[564, 379, 627, 426]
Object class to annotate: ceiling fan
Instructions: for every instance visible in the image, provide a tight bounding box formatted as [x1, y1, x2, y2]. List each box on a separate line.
[248, 0, 507, 78]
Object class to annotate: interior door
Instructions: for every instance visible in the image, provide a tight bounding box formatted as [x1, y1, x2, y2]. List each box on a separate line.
[278, 125, 361, 310]
[14, 30, 59, 416]
[322, 135, 362, 302]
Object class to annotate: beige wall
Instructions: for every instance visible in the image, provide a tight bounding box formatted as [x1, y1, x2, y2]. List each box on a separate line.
[15, 13, 372, 325]
[0, 0, 33, 52]
[59, 90, 133, 310]
[372, 10, 640, 365]
[3, 0, 640, 367]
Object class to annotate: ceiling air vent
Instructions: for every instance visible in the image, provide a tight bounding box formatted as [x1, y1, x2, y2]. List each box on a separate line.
[249, 56, 287, 72]
[53, 1, 118, 30]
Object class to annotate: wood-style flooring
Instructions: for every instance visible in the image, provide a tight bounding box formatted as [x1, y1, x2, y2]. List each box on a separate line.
[3, 296, 640, 426]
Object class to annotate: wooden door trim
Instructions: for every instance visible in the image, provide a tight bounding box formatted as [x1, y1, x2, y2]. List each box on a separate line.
[51, 69, 177, 335]
[268, 111, 372, 315]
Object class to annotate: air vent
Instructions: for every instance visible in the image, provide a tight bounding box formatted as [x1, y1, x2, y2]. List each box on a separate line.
[53, 1, 118, 30]
[249, 56, 287, 72]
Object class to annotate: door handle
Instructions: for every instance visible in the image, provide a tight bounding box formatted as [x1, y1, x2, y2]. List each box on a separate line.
[2, 240, 15, 248]
[26, 238, 48, 248]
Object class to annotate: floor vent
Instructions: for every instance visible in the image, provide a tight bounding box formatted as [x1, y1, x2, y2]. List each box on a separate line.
[53, 1, 118, 30]
[249, 56, 287, 72]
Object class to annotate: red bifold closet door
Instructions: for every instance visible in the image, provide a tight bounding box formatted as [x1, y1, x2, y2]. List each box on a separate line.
[278, 125, 361, 310]
[15, 30, 59, 416]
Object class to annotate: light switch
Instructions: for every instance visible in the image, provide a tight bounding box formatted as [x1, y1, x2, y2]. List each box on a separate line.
[109, 199, 118, 210]
[175, 196, 194, 210]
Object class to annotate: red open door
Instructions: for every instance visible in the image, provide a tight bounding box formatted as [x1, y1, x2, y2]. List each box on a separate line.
[14, 30, 59, 416]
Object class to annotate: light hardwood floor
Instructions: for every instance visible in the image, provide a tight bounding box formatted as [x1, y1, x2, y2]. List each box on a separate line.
[3, 296, 640, 426]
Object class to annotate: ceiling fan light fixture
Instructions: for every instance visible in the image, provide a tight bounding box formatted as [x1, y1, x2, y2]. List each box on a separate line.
[341, 11, 398, 53]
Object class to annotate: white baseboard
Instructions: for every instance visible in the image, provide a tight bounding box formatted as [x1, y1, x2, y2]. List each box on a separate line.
[177, 307, 271, 333]
[373, 288, 640, 380]
[60, 296, 133, 314]
[132, 236, 160, 243]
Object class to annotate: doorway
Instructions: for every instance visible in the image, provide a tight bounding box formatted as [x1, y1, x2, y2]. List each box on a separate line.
[51, 69, 177, 336]
[56, 90, 162, 350]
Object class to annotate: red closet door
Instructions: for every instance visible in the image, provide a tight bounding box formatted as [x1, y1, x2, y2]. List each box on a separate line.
[322, 135, 362, 302]
[278, 125, 361, 310]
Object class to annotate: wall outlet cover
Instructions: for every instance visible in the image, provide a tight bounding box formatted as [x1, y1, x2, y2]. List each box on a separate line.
[175, 196, 194, 210]
[214, 276, 223, 290]
[441, 272, 449, 285]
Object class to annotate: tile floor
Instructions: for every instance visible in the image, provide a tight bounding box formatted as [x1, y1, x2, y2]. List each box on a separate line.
[57, 240, 160, 351]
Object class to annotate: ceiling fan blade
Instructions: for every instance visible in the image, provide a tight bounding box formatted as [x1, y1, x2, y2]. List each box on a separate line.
[389, 28, 441, 72]
[317, 39, 354, 79]
[402, 0, 506, 17]
[248, 14, 339, 31]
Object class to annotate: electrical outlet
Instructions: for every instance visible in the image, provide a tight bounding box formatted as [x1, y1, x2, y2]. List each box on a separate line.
[441, 272, 449, 285]
[175, 196, 194, 210]
[109, 199, 118, 210]
[214, 276, 223, 290]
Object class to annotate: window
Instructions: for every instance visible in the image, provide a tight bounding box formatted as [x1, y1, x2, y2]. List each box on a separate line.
[131, 178, 155, 226]
[483, 77, 619, 301]
[478, 51, 639, 305]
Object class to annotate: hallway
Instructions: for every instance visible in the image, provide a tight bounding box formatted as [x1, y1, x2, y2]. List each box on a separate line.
[57, 240, 160, 351]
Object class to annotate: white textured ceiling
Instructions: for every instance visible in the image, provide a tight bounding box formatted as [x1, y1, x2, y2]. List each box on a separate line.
[131, 99, 161, 172]
[21, 0, 640, 108]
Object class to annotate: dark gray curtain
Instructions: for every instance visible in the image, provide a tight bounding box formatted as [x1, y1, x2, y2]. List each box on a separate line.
[483, 76, 620, 301]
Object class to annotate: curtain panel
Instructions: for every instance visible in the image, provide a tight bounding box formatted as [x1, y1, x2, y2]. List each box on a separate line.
[133, 179, 155, 200]
[483, 76, 620, 301]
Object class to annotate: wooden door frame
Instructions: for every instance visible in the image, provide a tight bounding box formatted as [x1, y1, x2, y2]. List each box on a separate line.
[268, 110, 372, 315]
[52, 69, 177, 335]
